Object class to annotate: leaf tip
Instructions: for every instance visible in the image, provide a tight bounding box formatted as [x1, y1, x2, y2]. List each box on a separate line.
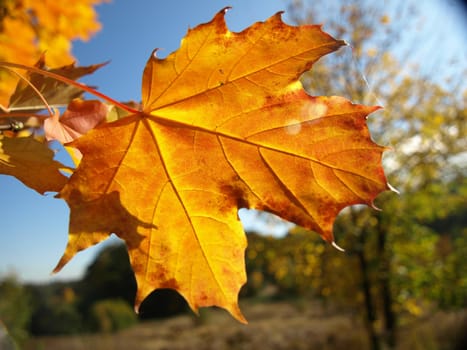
[271, 10, 285, 20]
[204, 7, 230, 35]
[220, 6, 232, 14]
[214, 6, 232, 23]
[331, 241, 345, 252]
[51, 257, 67, 274]
[93, 60, 111, 71]
[230, 304, 248, 324]
[370, 201, 382, 211]
[388, 182, 400, 195]
[151, 48, 162, 59]
[366, 104, 383, 117]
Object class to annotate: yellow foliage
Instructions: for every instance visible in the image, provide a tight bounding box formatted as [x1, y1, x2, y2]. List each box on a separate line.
[0, 0, 107, 106]
[366, 47, 378, 58]
[405, 298, 423, 316]
[380, 15, 390, 25]
[62, 286, 76, 304]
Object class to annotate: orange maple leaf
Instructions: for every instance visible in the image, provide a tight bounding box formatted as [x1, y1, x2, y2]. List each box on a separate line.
[53, 9, 389, 323]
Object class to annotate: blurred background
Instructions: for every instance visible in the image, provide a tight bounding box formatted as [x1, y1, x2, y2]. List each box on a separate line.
[0, 0, 466, 349]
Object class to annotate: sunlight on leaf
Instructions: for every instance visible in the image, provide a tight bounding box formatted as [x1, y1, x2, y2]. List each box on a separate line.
[55, 9, 389, 322]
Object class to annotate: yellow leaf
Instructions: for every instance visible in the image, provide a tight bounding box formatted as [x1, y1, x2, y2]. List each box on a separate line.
[55, 9, 389, 322]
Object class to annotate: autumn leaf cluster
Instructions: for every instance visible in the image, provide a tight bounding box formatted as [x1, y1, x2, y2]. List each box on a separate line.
[0, 8, 389, 322]
[0, 0, 107, 105]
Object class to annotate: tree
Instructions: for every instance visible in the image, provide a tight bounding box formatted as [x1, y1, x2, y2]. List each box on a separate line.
[287, 0, 466, 349]
[88, 299, 137, 333]
[27, 281, 84, 335]
[78, 242, 189, 321]
[0, 275, 32, 346]
[77, 242, 137, 312]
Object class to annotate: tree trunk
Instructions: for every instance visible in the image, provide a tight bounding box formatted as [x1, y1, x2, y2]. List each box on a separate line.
[356, 246, 380, 350]
[376, 216, 397, 348]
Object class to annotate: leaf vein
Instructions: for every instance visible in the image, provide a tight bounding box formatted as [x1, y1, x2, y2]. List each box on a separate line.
[146, 121, 230, 300]
[149, 42, 340, 112]
[258, 148, 315, 223]
[217, 135, 262, 204]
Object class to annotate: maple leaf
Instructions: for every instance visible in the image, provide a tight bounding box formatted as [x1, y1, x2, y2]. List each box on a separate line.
[54, 9, 389, 322]
[0, 134, 68, 194]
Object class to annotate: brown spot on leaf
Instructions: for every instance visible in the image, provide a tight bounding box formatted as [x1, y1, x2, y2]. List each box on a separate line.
[219, 180, 250, 210]
[160, 277, 180, 290]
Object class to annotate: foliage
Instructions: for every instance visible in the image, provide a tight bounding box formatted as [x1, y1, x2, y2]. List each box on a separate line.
[0, 0, 107, 105]
[88, 299, 137, 333]
[390, 179, 467, 311]
[27, 282, 84, 335]
[244, 182, 467, 314]
[0, 7, 390, 322]
[0, 275, 32, 346]
[288, 0, 466, 348]
[25, 243, 188, 336]
[245, 232, 327, 298]
[77, 242, 137, 312]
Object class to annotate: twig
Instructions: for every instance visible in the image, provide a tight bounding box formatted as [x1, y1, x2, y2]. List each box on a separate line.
[0, 120, 24, 131]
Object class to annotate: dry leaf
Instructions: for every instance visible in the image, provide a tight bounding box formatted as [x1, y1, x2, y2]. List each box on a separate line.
[44, 99, 108, 144]
[6, 56, 106, 111]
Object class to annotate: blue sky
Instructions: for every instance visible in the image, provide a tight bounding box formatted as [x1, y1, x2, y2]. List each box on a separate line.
[0, 0, 465, 283]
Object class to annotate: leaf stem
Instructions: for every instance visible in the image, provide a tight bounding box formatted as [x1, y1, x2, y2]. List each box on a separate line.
[0, 112, 49, 120]
[0, 120, 24, 131]
[0, 61, 140, 114]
